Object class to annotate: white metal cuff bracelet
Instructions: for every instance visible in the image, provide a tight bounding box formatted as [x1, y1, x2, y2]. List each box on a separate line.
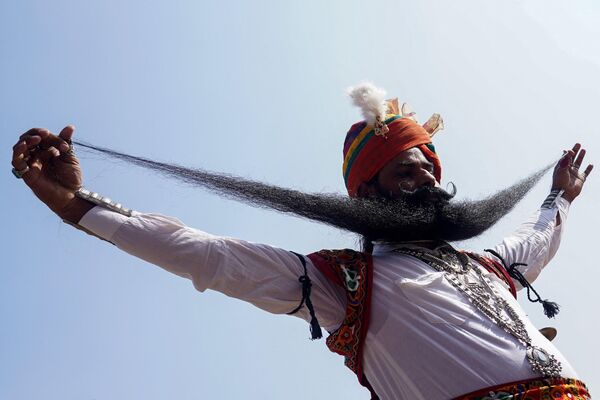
[75, 188, 133, 217]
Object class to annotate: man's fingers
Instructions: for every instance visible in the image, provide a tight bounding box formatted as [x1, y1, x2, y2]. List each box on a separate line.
[559, 150, 575, 168]
[38, 133, 71, 153]
[11, 139, 36, 181]
[11, 142, 25, 159]
[11, 146, 29, 170]
[571, 143, 581, 153]
[56, 126, 80, 165]
[583, 164, 594, 177]
[12, 135, 40, 152]
[36, 147, 60, 163]
[58, 125, 75, 143]
[19, 128, 50, 141]
[25, 135, 42, 147]
[17, 126, 73, 154]
[11, 127, 75, 184]
[573, 148, 586, 169]
[58, 125, 75, 155]
[12, 140, 26, 152]
[11, 137, 39, 169]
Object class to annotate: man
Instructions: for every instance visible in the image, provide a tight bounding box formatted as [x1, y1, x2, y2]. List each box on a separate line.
[11, 83, 593, 399]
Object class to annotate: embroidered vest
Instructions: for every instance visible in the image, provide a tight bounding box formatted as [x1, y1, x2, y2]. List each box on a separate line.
[307, 248, 515, 400]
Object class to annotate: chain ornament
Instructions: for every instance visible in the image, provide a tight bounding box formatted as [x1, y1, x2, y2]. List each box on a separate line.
[395, 247, 562, 378]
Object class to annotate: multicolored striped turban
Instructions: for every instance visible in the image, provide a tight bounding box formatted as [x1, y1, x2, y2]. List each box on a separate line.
[343, 86, 444, 197]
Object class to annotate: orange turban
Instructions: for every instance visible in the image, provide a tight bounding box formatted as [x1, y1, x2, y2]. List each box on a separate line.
[342, 115, 442, 197]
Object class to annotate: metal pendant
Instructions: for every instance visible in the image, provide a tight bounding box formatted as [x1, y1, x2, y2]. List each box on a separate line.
[526, 345, 562, 378]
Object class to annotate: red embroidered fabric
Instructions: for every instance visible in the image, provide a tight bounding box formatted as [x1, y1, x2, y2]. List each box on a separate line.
[453, 377, 591, 400]
[307, 249, 378, 399]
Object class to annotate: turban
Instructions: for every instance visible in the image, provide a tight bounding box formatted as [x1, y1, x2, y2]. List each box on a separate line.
[343, 112, 443, 197]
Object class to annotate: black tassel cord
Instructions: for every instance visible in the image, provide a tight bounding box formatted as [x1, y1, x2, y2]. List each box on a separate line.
[484, 249, 560, 318]
[287, 252, 323, 340]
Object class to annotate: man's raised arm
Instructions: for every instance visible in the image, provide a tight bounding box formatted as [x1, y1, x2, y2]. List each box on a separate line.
[489, 143, 593, 285]
[11, 126, 346, 331]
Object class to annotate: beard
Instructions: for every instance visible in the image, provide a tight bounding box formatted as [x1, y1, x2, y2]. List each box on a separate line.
[73, 140, 553, 244]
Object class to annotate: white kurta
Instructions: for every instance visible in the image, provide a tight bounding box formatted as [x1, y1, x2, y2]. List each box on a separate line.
[79, 197, 577, 400]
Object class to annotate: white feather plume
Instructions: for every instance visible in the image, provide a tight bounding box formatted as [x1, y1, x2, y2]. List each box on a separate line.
[346, 82, 388, 125]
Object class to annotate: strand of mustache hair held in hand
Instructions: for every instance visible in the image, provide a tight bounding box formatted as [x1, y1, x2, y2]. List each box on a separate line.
[72, 140, 555, 243]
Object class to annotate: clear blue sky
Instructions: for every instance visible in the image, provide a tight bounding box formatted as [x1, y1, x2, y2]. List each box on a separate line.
[2, 1, 599, 398]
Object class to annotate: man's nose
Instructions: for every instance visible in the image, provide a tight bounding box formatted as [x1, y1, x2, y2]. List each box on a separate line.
[416, 168, 437, 188]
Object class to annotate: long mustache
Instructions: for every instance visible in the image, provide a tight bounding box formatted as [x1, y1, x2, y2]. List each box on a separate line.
[73, 140, 554, 242]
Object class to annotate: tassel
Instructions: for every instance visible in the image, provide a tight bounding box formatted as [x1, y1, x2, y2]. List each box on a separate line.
[287, 252, 323, 340]
[485, 249, 561, 319]
[308, 312, 323, 340]
[542, 300, 560, 319]
[299, 275, 323, 340]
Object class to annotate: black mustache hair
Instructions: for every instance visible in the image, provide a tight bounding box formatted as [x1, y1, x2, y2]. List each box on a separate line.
[73, 140, 554, 243]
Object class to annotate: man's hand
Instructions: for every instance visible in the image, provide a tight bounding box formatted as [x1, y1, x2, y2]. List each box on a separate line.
[552, 143, 593, 203]
[11, 126, 94, 223]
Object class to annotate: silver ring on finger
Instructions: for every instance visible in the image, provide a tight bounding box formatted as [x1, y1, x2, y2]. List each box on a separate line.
[26, 144, 40, 154]
[11, 166, 29, 179]
[62, 138, 75, 156]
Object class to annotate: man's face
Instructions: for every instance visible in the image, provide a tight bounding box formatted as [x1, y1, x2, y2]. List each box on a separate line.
[358, 147, 441, 201]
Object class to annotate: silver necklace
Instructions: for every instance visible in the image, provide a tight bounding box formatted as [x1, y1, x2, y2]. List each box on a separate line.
[395, 247, 562, 378]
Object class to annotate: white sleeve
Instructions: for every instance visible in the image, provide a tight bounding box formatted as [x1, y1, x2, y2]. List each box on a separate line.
[490, 196, 570, 288]
[79, 207, 346, 329]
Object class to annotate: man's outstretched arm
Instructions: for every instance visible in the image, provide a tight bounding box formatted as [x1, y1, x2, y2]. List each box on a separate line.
[490, 143, 593, 286]
[11, 126, 346, 330]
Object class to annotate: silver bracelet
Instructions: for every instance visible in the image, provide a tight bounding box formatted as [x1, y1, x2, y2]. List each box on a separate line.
[75, 188, 133, 217]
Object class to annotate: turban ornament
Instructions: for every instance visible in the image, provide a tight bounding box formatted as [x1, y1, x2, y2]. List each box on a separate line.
[343, 83, 444, 197]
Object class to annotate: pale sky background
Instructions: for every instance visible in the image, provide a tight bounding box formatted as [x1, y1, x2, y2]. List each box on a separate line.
[2, 1, 599, 399]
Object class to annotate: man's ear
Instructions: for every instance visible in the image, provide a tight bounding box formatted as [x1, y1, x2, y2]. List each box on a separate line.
[357, 181, 377, 199]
